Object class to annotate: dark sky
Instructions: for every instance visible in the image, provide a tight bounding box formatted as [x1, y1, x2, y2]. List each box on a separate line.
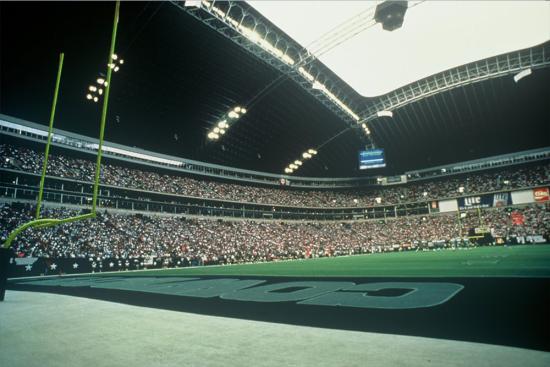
[1, 2, 549, 177]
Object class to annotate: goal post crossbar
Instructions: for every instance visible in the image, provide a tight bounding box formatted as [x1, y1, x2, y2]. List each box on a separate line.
[2, 1, 121, 250]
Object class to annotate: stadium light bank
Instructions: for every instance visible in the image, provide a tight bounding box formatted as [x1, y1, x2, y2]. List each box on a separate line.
[86, 53, 124, 103]
[284, 149, 317, 174]
[207, 106, 247, 141]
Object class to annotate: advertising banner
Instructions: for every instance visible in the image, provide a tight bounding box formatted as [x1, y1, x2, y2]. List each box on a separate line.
[430, 201, 439, 213]
[379, 175, 407, 185]
[511, 211, 525, 225]
[458, 194, 494, 211]
[439, 199, 458, 213]
[492, 192, 512, 207]
[533, 187, 549, 202]
[511, 190, 535, 205]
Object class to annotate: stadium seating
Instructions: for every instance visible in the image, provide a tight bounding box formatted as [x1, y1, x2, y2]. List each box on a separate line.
[2, 202, 548, 267]
[2, 143, 549, 208]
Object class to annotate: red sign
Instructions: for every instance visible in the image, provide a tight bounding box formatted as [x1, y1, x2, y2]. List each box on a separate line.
[533, 187, 549, 202]
[511, 211, 525, 225]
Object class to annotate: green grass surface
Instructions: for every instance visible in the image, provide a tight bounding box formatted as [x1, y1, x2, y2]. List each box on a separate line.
[103, 245, 550, 278]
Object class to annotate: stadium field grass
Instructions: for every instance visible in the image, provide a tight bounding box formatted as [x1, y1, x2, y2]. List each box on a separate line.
[103, 244, 550, 278]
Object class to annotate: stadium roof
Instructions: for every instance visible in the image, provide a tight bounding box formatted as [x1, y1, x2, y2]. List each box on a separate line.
[1, 2, 549, 178]
[249, 1, 550, 97]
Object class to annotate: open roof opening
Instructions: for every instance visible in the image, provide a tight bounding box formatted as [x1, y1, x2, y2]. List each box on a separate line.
[249, 1, 550, 97]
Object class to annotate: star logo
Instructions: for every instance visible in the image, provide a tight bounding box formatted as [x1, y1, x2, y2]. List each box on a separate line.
[73, 263, 79, 269]
[50, 263, 57, 270]
[25, 264, 32, 271]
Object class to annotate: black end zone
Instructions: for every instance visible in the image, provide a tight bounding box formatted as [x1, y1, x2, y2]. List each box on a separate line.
[8, 275, 550, 351]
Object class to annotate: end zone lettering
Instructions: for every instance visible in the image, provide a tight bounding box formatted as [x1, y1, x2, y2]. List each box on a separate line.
[19, 277, 464, 310]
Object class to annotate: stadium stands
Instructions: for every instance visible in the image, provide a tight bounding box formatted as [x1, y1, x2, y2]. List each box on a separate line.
[2, 143, 549, 208]
[2, 202, 548, 269]
[2, 141, 549, 275]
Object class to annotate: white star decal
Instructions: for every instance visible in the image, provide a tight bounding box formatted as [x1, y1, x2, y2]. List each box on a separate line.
[25, 264, 32, 271]
[50, 263, 57, 270]
[72, 263, 79, 269]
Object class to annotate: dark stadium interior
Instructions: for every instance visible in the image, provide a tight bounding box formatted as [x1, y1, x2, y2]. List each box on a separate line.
[1, 2, 550, 366]
[1, 2, 549, 177]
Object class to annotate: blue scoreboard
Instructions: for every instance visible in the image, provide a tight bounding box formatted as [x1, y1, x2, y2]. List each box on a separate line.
[359, 149, 386, 169]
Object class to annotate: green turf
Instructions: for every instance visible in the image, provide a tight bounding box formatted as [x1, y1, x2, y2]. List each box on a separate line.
[102, 245, 550, 278]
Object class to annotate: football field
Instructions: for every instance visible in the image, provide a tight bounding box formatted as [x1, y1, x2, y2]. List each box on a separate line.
[7, 244, 550, 355]
[104, 244, 550, 278]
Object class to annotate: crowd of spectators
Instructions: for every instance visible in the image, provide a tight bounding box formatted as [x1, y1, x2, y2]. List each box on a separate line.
[2, 202, 548, 266]
[2, 143, 549, 208]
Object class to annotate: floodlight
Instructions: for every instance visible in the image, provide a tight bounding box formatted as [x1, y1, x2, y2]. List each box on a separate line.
[375, 197, 382, 204]
[219, 129, 225, 134]
[86, 94, 93, 100]
[208, 132, 215, 139]
[290, 164, 297, 169]
[228, 111, 238, 119]
[104, 81, 108, 87]
[98, 89, 103, 95]
[377, 110, 393, 118]
[93, 96, 99, 102]
[312, 81, 324, 90]
[513, 68, 532, 83]
[112, 54, 118, 60]
[298, 67, 314, 82]
[246, 29, 262, 43]
[234, 107, 241, 112]
[218, 121, 225, 128]
[184, 0, 201, 7]
[114, 66, 120, 72]
[294, 160, 302, 166]
[214, 127, 220, 133]
[284, 168, 292, 173]
[374, 1, 408, 31]
[212, 133, 219, 139]
[308, 149, 317, 155]
[241, 108, 247, 114]
[119, 59, 124, 65]
[97, 78, 105, 84]
[89, 85, 97, 92]
[302, 152, 311, 159]
[281, 54, 294, 65]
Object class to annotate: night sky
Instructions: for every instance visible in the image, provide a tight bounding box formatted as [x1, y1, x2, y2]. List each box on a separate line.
[1, 2, 549, 177]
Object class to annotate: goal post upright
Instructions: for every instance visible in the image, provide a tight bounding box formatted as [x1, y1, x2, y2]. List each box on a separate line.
[92, 0, 120, 213]
[1, 1, 121, 301]
[35, 53, 64, 220]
